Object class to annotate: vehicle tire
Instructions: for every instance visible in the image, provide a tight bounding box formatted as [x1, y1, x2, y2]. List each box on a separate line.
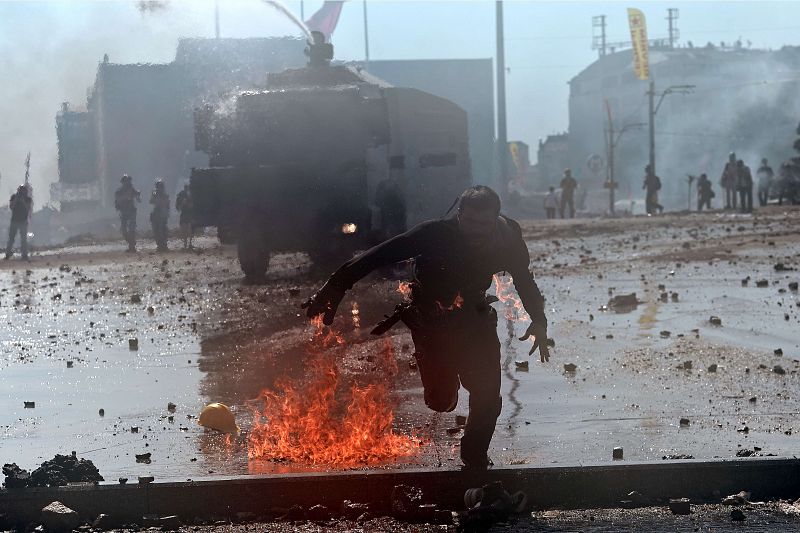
[237, 224, 270, 280]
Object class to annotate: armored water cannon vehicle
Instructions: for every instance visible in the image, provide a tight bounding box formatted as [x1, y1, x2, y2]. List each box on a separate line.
[191, 42, 471, 279]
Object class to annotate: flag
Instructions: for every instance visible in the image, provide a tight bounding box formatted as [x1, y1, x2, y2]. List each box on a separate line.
[305, 1, 345, 40]
[627, 8, 650, 80]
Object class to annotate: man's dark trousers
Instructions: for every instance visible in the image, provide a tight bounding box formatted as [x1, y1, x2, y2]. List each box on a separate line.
[408, 303, 501, 466]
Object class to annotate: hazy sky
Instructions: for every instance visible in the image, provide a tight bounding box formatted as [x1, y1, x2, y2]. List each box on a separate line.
[1, 0, 799, 203]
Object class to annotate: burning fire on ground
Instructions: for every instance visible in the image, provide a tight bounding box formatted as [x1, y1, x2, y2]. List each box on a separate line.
[247, 317, 420, 468]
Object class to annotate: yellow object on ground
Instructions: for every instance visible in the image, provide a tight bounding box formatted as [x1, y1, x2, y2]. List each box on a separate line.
[198, 402, 239, 435]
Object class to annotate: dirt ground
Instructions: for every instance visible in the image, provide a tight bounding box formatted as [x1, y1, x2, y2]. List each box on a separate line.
[1, 207, 799, 482]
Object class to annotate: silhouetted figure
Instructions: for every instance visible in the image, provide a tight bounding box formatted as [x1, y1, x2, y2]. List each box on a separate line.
[175, 182, 194, 249]
[643, 165, 663, 215]
[697, 173, 714, 211]
[5, 185, 32, 260]
[720, 152, 738, 209]
[544, 186, 557, 219]
[736, 159, 753, 213]
[114, 174, 141, 252]
[302, 186, 550, 470]
[559, 168, 577, 218]
[756, 158, 773, 207]
[150, 179, 170, 252]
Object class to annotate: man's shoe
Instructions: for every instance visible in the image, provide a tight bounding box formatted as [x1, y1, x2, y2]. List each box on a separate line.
[461, 455, 493, 471]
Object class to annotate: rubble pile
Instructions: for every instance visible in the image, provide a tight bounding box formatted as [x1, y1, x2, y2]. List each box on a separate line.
[3, 454, 103, 488]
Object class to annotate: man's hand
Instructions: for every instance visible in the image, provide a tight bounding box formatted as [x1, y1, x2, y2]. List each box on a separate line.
[301, 281, 345, 325]
[519, 323, 550, 362]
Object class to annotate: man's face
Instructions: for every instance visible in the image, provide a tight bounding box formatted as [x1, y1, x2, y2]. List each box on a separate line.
[458, 205, 498, 249]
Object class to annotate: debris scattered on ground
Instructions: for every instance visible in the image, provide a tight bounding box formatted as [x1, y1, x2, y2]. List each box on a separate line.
[23, 401, 35, 408]
[679, 418, 690, 427]
[135, 452, 152, 464]
[128, 338, 139, 351]
[608, 293, 639, 309]
[773, 365, 786, 375]
[662, 454, 694, 460]
[563, 363, 577, 372]
[612, 447, 623, 460]
[709, 316, 722, 326]
[708, 363, 718, 373]
[5, 454, 103, 488]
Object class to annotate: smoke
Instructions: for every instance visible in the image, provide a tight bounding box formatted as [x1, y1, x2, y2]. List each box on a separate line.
[136, 1, 171, 15]
[604, 48, 800, 208]
[0, 0, 302, 208]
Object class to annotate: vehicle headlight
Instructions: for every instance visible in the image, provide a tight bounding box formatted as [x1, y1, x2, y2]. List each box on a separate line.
[341, 223, 357, 235]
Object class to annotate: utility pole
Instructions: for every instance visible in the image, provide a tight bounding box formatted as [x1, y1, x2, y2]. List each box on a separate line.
[667, 8, 679, 49]
[647, 82, 695, 180]
[496, 0, 508, 194]
[592, 15, 607, 57]
[214, 0, 220, 39]
[605, 100, 644, 215]
[363, 0, 370, 66]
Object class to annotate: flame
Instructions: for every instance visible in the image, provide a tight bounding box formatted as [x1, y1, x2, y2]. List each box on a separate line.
[247, 320, 420, 467]
[436, 292, 464, 312]
[351, 301, 361, 329]
[397, 281, 412, 300]
[493, 274, 529, 322]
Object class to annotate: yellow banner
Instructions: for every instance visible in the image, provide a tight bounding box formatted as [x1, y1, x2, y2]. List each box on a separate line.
[627, 8, 650, 80]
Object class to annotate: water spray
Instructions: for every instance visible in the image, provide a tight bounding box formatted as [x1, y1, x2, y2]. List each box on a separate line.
[262, 0, 311, 40]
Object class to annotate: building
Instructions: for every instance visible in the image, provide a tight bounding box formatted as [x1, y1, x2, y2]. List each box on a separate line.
[55, 38, 495, 216]
[567, 44, 800, 206]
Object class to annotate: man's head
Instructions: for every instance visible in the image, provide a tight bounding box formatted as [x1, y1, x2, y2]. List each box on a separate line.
[563, 168, 572, 178]
[762, 158, 768, 165]
[549, 186, 555, 192]
[17, 184, 26, 195]
[645, 164, 652, 174]
[457, 186, 501, 248]
[737, 159, 744, 167]
[701, 173, 707, 179]
[155, 179, 165, 190]
[121, 174, 132, 184]
[729, 152, 736, 162]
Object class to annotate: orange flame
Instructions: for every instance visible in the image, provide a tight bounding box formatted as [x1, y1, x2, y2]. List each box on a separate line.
[493, 274, 529, 321]
[436, 292, 464, 312]
[397, 281, 412, 300]
[247, 321, 420, 467]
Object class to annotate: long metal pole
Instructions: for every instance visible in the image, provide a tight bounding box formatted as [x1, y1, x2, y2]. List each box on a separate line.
[363, 0, 370, 66]
[648, 79, 655, 176]
[496, 0, 508, 193]
[214, 0, 220, 39]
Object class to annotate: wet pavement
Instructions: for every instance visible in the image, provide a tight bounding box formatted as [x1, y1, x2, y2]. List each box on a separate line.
[1, 208, 799, 483]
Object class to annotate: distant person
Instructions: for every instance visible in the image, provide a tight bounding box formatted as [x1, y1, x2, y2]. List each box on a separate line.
[642, 164, 663, 215]
[756, 158, 773, 207]
[175, 182, 194, 249]
[720, 152, 738, 210]
[114, 174, 141, 253]
[559, 168, 577, 218]
[696, 173, 714, 211]
[5, 185, 33, 260]
[150, 179, 170, 252]
[736, 159, 753, 213]
[375, 176, 407, 240]
[544, 186, 557, 219]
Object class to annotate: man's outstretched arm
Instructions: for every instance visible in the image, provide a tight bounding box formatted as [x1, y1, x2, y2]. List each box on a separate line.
[302, 222, 437, 324]
[507, 226, 550, 362]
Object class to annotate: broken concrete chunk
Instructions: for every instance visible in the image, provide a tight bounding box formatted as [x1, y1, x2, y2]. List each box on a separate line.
[773, 365, 786, 375]
[514, 360, 529, 371]
[135, 453, 151, 464]
[167, 402, 177, 412]
[669, 498, 691, 515]
[679, 418, 690, 427]
[612, 447, 623, 460]
[24, 401, 35, 408]
[756, 279, 769, 288]
[775, 348, 784, 356]
[41, 501, 80, 532]
[563, 363, 577, 372]
[708, 364, 718, 373]
[722, 491, 751, 506]
[130, 294, 142, 304]
[128, 338, 139, 351]
[709, 316, 722, 326]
